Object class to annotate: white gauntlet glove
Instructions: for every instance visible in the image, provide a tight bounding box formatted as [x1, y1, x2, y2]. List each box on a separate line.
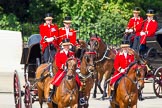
[45, 37, 54, 42]
[140, 32, 146, 36]
[128, 29, 133, 33]
[119, 68, 125, 73]
[125, 29, 129, 33]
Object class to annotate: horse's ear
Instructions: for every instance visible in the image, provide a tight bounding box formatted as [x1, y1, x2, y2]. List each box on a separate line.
[95, 34, 98, 38]
[137, 60, 140, 64]
[87, 41, 90, 45]
[89, 33, 92, 37]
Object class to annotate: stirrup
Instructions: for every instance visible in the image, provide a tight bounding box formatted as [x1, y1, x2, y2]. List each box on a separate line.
[47, 97, 52, 103]
[108, 96, 113, 101]
[79, 97, 86, 105]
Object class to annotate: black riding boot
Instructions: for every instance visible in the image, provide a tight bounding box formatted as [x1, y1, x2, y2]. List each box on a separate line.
[47, 85, 55, 102]
[138, 90, 144, 101]
[108, 90, 115, 101]
[79, 92, 86, 105]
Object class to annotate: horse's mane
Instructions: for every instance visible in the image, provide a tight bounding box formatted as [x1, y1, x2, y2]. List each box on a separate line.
[126, 61, 139, 74]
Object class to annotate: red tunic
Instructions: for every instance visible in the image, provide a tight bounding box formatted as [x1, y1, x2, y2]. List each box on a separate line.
[39, 23, 59, 53]
[110, 51, 135, 86]
[127, 17, 143, 36]
[140, 19, 158, 44]
[58, 27, 77, 46]
[51, 50, 81, 86]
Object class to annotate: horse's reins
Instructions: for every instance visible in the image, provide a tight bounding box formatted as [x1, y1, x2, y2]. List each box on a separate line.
[90, 37, 112, 63]
[123, 63, 144, 106]
[63, 72, 78, 106]
[78, 51, 96, 79]
[31, 63, 52, 89]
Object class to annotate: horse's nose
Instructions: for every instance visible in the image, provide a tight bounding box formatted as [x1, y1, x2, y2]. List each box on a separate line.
[138, 82, 144, 90]
[88, 66, 95, 72]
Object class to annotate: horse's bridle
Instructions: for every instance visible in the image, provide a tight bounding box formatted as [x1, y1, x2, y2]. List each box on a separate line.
[78, 51, 96, 79]
[89, 37, 112, 63]
[123, 62, 145, 103]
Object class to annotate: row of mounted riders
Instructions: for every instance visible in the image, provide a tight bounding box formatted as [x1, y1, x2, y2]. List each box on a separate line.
[35, 34, 149, 108]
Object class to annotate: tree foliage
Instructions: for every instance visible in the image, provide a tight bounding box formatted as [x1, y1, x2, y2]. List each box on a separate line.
[0, 0, 162, 43]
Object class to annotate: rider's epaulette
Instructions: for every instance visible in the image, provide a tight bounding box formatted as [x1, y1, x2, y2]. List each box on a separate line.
[59, 27, 65, 30]
[43, 23, 47, 26]
[152, 20, 155, 22]
[70, 28, 73, 31]
[60, 50, 64, 53]
[119, 51, 123, 55]
[127, 48, 134, 55]
[69, 50, 73, 53]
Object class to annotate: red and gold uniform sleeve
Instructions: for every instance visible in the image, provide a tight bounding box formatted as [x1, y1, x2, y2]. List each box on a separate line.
[143, 20, 158, 37]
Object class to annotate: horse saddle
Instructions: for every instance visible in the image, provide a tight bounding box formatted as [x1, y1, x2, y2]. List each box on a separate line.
[114, 74, 125, 96]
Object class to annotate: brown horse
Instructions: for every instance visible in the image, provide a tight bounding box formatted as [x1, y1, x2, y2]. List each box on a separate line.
[88, 34, 116, 100]
[35, 62, 54, 108]
[36, 58, 79, 108]
[108, 61, 146, 108]
[78, 49, 96, 108]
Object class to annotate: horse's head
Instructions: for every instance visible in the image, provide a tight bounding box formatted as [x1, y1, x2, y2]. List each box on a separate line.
[81, 49, 96, 73]
[65, 57, 77, 80]
[127, 61, 146, 90]
[88, 34, 102, 52]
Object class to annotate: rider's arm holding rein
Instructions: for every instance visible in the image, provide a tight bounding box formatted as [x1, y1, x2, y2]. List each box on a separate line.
[55, 52, 64, 70]
[114, 53, 121, 72]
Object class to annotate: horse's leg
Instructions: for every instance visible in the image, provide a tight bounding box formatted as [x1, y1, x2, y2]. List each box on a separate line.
[58, 102, 64, 108]
[119, 101, 126, 108]
[47, 102, 54, 108]
[110, 102, 116, 108]
[132, 104, 137, 108]
[37, 86, 43, 108]
[71, 104, 78, 108]
[97, 72, 103, 94]
[92, 74, 98, 98]
[102, 70, 112, 100]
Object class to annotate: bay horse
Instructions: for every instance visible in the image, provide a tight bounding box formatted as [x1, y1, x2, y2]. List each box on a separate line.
[36, 57, 79, 108]
[108, 61, 146, 108]
[88, 34, 116, 100]
[78, 49, 96, 108]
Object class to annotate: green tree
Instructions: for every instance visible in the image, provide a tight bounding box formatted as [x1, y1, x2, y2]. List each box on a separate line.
[0, 13, 21, 31]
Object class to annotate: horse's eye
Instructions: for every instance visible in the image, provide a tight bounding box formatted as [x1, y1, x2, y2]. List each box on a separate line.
[136, 69, 141, 77]
[87, 41, 90, 45]
[95, 41, 98, 46]
[85, 56, 90, 63]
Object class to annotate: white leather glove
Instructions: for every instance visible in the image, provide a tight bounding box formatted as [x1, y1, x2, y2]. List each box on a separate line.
[69, 45, 72, 49]
[45, 37, 54, 42]
[128, 29, 133, 33]
[76, 68, 80, 73]
[63, 65, 67, 70]
[120, 68, 125, 73]
[140, 32, 146, 36]
[125, 29, 129, 33]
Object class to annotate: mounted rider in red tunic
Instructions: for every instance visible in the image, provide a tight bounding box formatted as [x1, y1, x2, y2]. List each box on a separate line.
[108, 41, 135, 100]
[39, 13, 59, 62]
[47, 38, 82, 102]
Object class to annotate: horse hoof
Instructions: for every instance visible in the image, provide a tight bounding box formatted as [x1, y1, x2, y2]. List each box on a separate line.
[92, 94, 96, 98]
[100, 96, 105, 101]
[103, 93, 107, 97]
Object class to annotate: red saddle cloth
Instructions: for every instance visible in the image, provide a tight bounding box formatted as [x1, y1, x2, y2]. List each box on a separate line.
[51, 71, 82, 87]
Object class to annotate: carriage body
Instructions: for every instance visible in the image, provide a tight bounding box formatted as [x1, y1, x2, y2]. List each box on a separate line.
[144, 28, 162, 98]
[14, 34, 42, 108]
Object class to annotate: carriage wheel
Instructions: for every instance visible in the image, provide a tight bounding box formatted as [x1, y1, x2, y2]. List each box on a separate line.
[24, 83, 32, 108]
[13, 70, 22, 108]
[153, 67, 162, 98]
[145, 47, 157, 58]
